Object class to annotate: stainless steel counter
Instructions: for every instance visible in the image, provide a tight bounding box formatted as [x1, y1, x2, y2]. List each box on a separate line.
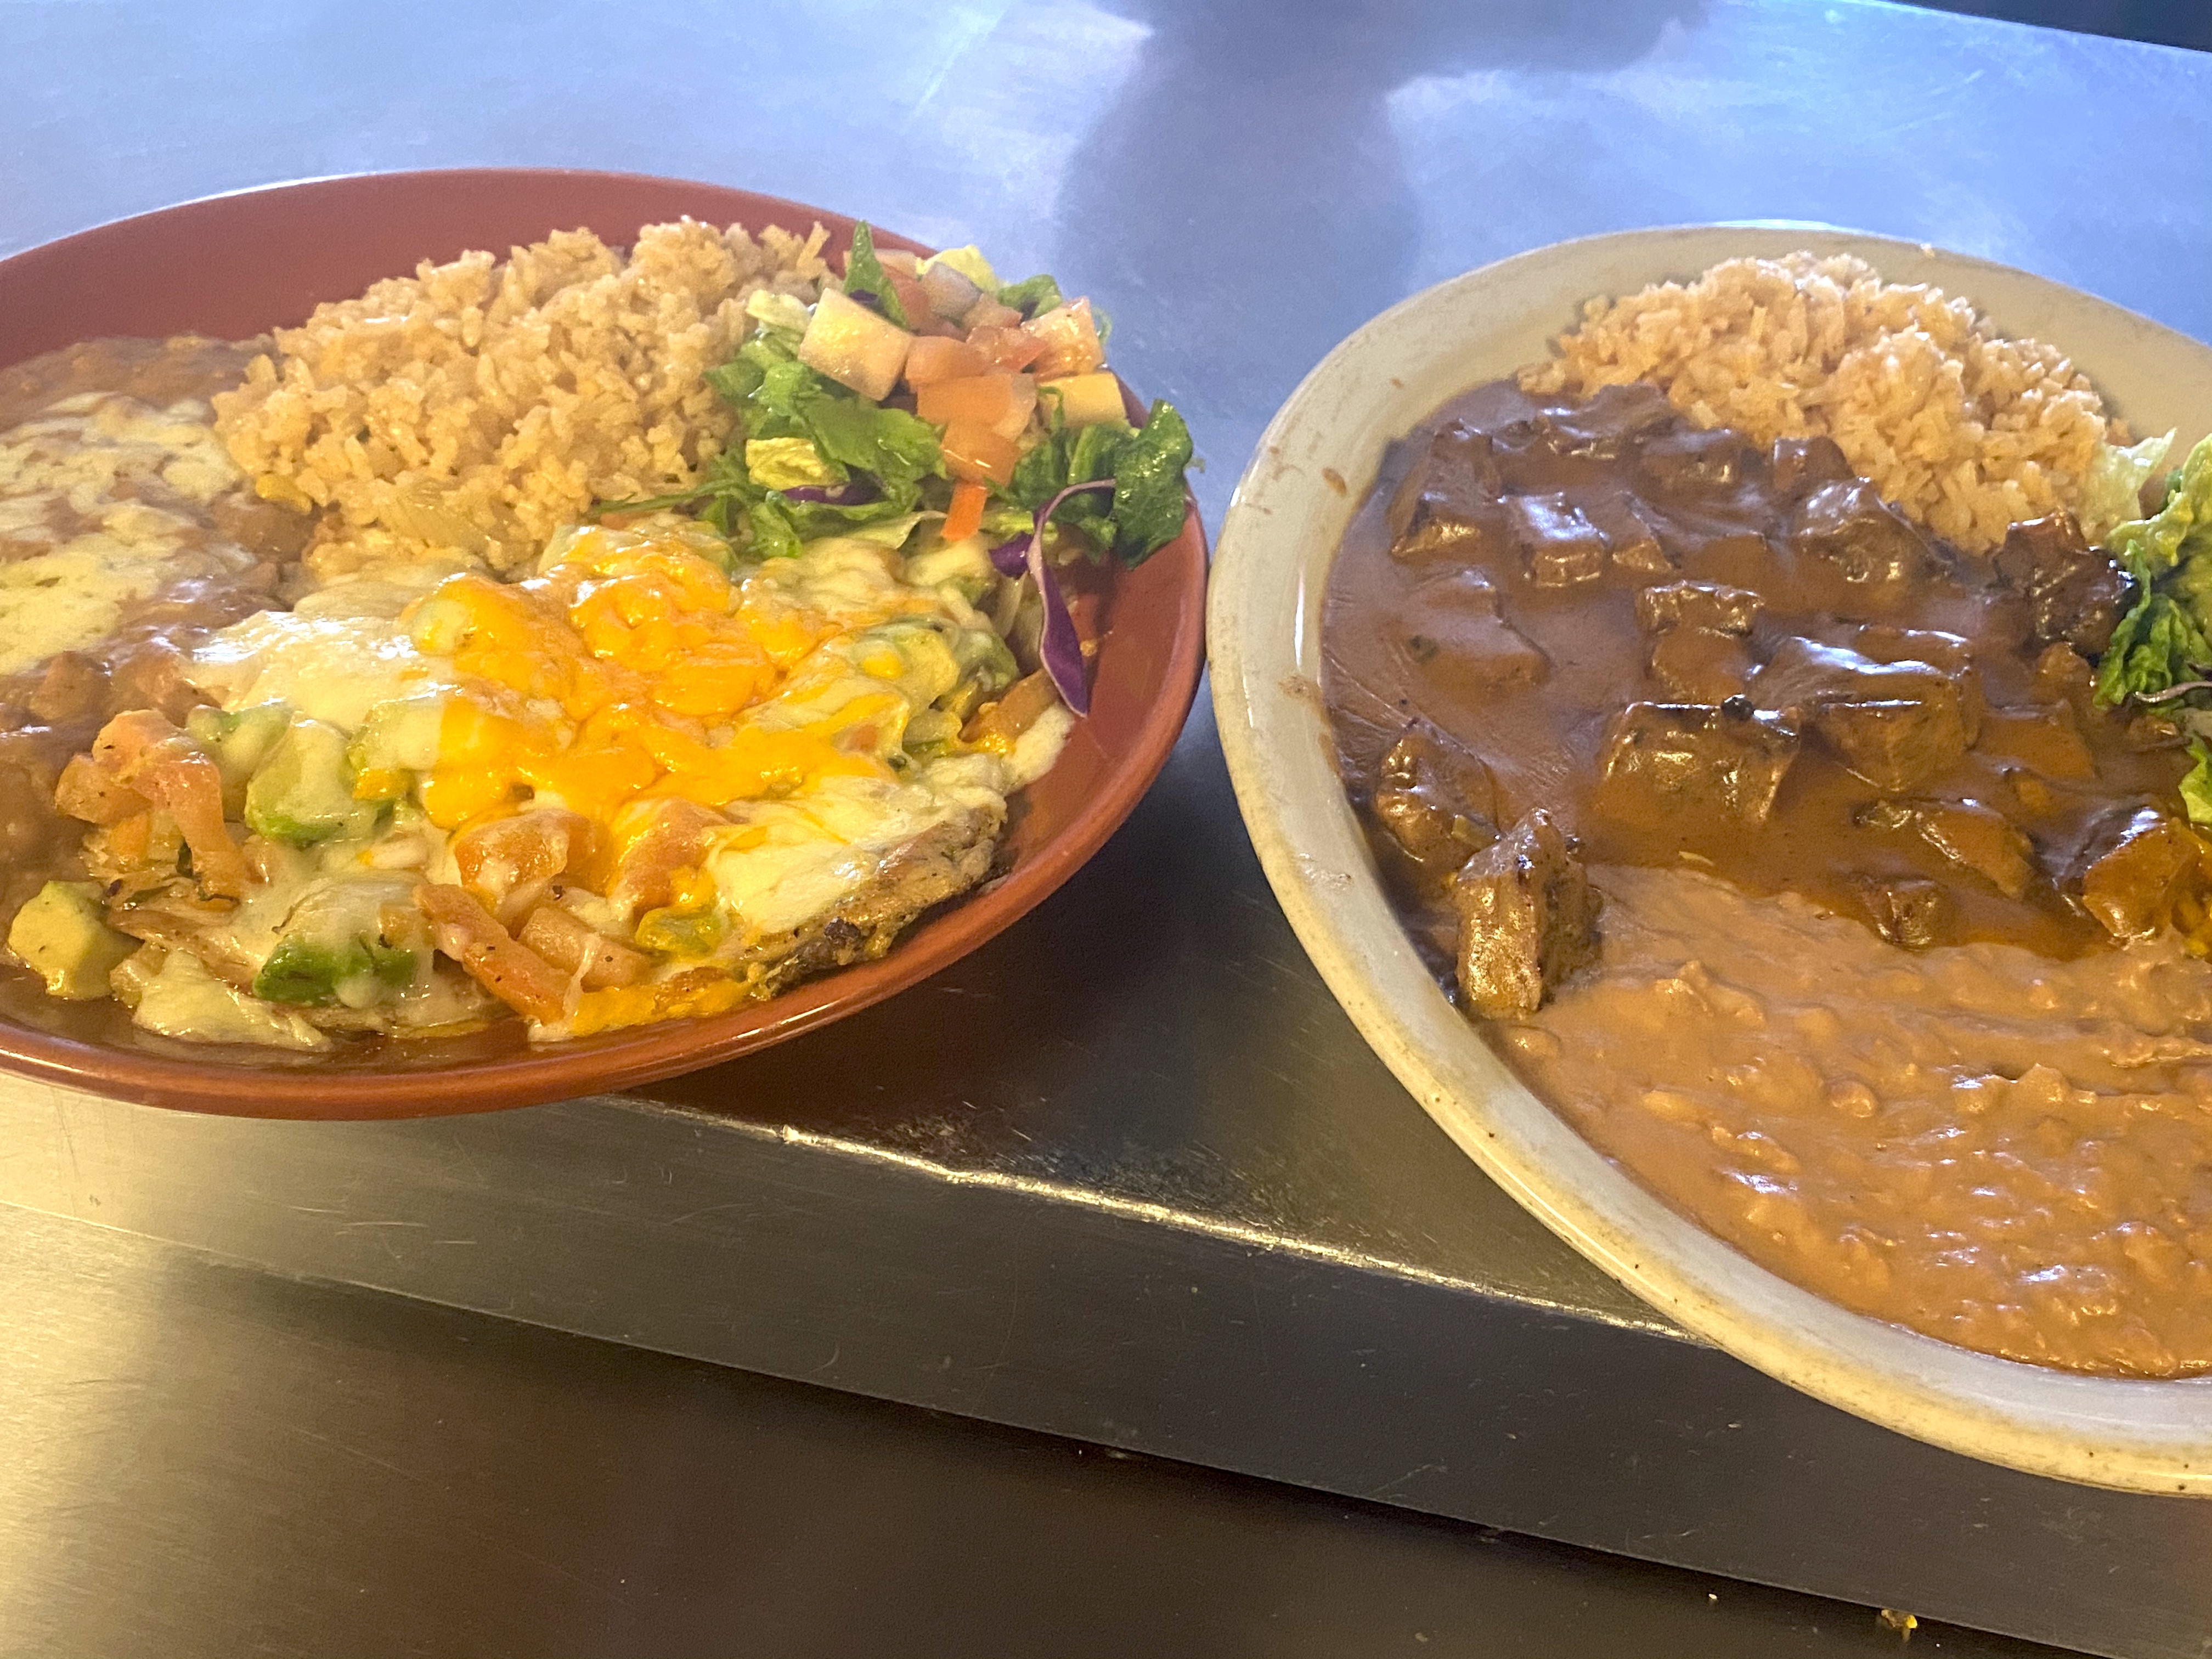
[4, 2, 2211, 1655]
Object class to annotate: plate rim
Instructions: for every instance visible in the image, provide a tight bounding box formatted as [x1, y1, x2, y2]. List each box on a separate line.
[1209, 221, 2212, 1493]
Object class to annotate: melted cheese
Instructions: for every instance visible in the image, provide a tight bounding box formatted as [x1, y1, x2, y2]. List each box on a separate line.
[190, 610, 471, 729]
[0, 392, 252, 675]
[399, 523, 967, 830]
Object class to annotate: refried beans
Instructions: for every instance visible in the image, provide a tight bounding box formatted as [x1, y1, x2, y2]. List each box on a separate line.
[0, 336, 312, 927]
[1324, 374, 2212, 1378]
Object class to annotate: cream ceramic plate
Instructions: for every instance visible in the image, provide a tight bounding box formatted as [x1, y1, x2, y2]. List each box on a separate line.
[1209, 225, 2212, 1493]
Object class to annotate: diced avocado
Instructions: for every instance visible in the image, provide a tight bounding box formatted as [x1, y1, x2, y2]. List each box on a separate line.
[250, 876, 422, 1008]
[950, 627, 1018, 696]
[186, 701, 291, 786]
[7, 881, 137, 1000]
[253, 934, 415, 1008]
[905, 538, 997, 601]
[634, 904, 725, 960]
[744, 289, 811, 336]
[247, 717, 379, 845]
[935, 626, 1019, 726]
[346, 696, 447, 803]
[864, 620, 963, 709]
[407, 594, 475, 655]
[902, 707, 964, 759]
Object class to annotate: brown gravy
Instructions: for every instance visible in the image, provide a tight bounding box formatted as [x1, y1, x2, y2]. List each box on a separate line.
[1324, 379, 2187, 963]
[1324, 378, 2212, 1378]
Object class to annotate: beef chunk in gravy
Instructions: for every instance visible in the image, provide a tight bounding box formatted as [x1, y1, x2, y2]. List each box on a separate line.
[2078, 809, 2202, 939]
[1595, 699, 1801, 832]
[1859, 798, 2038, 899]
[1451, 809, 1599, 1019]
[1527, 381, 1675, 460]
[1789, 479, 1940, 602]
[1325, 377, 2199, 978]
[1995, 511, 2131, 657]
[1768, 434, 1854, 500]
[1583, 492, 1671, 574]
[1752, 636, 1979, 791]
[1504, 493, 1607, 586]
[1647, 628, 1754, 702]
[1811, 698, 1970, 793]
[1394, 571, 1550, 693]
[1635, 580, 1761, 637]
[1855, 874, 1955, 949]
[1372, 723, 1497, 877]
[1638, 425, 1760, 493]
[1386, 423, 1503, 562]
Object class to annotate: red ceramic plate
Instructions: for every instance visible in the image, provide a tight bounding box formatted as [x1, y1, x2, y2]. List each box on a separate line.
[0, 168, 1207, 1118]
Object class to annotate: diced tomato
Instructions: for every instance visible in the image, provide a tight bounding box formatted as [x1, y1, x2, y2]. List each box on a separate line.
[878, 248, 921, 277]
[941, 422, 1019, 487]
[963, 297, 1025, 332]
[967, 325, 1045, 373]
[904, 336, 990, 386]
[1025, 298, 1104, 379]
[917, 373, 1022, 428]
[887, 270, 935, 331]
[942, 479, 989, 544]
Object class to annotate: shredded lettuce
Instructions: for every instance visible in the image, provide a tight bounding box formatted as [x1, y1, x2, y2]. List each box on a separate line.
[2082, 430, 2177, 544]
[744, 437, 838, 490]
[2183, 740, 2212, 830]
[2096, 433, 2212, 705]
[996, 273, 1063, 320]
[603, 325, 943, 557]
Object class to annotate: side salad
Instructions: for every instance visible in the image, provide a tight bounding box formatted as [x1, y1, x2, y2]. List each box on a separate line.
[2090, 433, 2212, 817]
[609, 224, 1194, 715]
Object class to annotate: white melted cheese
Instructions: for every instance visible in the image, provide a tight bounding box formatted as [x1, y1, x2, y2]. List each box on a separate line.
[132, 951, 331, 1052]
[188, 608, 468, 731]
[0, 392, 250, 676]
[704, 754, 1011, 938]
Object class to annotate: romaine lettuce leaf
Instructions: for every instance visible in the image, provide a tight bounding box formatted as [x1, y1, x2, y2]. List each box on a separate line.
[744, 437, 839, 490]
[2183, 740, 2212, 830]
[605, 323, 943, 558]
[2096, 433, 2212, 705]
[1009, 401, 1193, 565]
[2080, 431, 2175, 544]
[841, 222, 909, 328]
[807, 396, 940, 490]
[997, 273, 1063, 320]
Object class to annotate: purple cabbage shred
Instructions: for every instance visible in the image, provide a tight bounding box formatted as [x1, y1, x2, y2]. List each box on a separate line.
[778, 481, 878, 506]
[1017, 480, 1115, 716]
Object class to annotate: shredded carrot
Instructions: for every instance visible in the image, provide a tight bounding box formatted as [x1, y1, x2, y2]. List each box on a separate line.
[943, 479, 989, 545]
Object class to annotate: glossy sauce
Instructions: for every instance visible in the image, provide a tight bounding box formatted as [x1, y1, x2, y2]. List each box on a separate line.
[1338, 382, 2196, 945]
[1324, 378, 2212, 1378]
